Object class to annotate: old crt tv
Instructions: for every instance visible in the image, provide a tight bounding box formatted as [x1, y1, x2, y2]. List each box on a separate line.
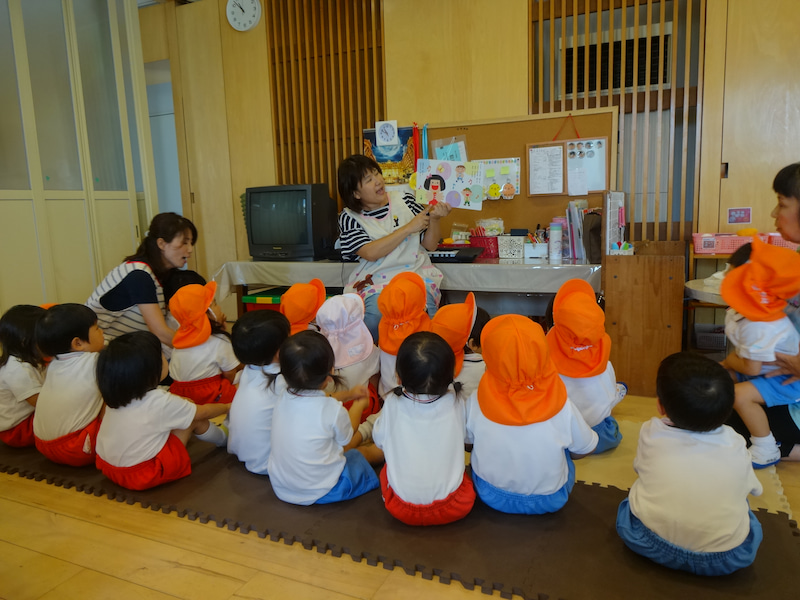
[245, 184, 337, 261]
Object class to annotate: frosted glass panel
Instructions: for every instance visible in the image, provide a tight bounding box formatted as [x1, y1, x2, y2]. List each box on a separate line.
[74, 0, 126, 191]
[22, 0, 82, 190]
[115, 0, 142, 193]
[0, 0, 30, 190]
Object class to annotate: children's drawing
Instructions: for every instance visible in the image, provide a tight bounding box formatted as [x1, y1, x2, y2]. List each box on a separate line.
[477, 158, 521, 200]
[415, 159, 484, 211]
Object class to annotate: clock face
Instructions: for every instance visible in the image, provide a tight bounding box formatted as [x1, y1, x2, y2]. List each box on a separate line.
[227, 0, 261, 32]
[379, 123, 395, 142]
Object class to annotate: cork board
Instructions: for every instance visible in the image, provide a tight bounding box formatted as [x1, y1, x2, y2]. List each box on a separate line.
[426, 107, 618, 236]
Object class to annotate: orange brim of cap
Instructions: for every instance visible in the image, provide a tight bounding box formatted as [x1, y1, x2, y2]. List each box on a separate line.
[721, 236, 800, 322]
[431, 292, 476, 377]
[546, 279, 610, 377]
[378, 272, 431, 354]
[170, 281, 216, 349]
[281, 278, 326, 335]
[477, 314, 567, 426]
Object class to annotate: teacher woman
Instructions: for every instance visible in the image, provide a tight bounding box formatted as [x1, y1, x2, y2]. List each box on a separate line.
[86, 212, 197, 347]
[729, 163, 800, 461]
[337, 155, 451, 342]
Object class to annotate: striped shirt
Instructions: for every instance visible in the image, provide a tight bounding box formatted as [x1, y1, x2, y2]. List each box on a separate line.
[338, 193, 424, 260]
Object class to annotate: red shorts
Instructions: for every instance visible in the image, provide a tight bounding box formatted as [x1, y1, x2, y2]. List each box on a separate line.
[380, 466, 476, 526]
[343, 383, 383, 424]
[34, 416, 101, 466]
[96, 434, 192, 490]
[170, 374, 236, 405]
[0, 413, 35, 448]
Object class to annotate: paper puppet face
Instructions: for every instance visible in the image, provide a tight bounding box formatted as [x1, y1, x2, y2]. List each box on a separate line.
[488, 183, 501, 198]
[502, 182, 515, 199]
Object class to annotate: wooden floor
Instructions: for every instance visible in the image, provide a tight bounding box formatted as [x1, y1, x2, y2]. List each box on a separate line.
[2, 396, 799, 600]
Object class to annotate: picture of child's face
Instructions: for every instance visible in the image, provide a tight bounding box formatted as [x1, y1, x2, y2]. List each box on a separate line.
[502, 183, 515, 197]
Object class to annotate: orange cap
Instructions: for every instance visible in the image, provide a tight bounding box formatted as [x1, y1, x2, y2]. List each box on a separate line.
[280, 278, 326, 335]
[721, 236, 800, 322]
[378, 272, 431, 355]
[170, 282, 216, 349]
[546, 279, 610, 378]
[478, 314, 567, 426]
[430, 292, 476, 377]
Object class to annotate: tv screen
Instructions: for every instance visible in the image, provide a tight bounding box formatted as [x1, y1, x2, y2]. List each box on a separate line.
[249, 189, 309, 246]
[245, 183, 337, 261]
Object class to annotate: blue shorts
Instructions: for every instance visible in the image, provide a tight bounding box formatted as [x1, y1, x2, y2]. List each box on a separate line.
[746, 373, 800, 408]
[616, 498, 762, 576]
[592, 416, 622, 453]
[472, 452, 575, 514]
[315, 449, 380, 504]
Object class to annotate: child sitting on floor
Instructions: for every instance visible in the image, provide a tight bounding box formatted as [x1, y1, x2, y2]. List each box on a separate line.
[168, 280, 241, 404]
[316, 293, 381, 421]
[719, 237, 800, 468]
[373, 331, 475, 525]
[377, 272, 431, 397]
[280, 278, 326, 335]
[226, 310, 291, 475]
[546, 279, 626, 453]
[456, 305, 490, 399]
[95, 331, 230, 490]
[33, 304, 106, 466]
[616, 351, 763, 576]
[0, 305, 47, 447]
[466, 315, 597, 514]
[430, 293, 478, 398]
[267, 330, 381, 505]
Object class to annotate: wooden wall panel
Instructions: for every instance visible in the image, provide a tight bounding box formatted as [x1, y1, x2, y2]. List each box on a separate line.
[604, 254, 684, 396]
[218, 0, 276, 262]
[0, 201, 45, 311]
[138, 3, 168, 63]
[384, 0, 529, 125]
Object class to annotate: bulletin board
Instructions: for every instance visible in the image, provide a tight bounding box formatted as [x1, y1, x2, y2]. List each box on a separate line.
[425, 107, 618, 235]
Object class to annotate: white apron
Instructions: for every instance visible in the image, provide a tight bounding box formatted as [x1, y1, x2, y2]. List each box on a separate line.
[342, 192, 443, 304]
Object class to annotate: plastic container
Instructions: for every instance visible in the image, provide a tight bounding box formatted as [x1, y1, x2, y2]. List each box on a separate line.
[524, 242, 548, 259]
[692, 233, 768, 254]
[498, 235, 525, 258]
[767, 232, 800, 251]
[469, 235, 499, 258]
[549, 223, 562, 263]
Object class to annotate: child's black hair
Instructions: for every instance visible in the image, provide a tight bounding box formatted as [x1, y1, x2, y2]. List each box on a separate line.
[337, 154, 382, 212]
[35, 303, 98, 357]
[394, 331, 457, 397]
[97, 331, 164, 409]
[276, 330, 342, 393]
[656, 351, 734, 432]
[727, 243, 751, 269]
[232, 310, 290, 366]
[773, 162, 800, 203]
[0, 305, 47, 369]
[165, 270, 230, 339]
[162, 269, 207, 304]
[465, 306, 491, 353]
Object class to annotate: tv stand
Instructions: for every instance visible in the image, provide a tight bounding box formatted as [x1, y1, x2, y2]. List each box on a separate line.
[213, 259, 601, 318]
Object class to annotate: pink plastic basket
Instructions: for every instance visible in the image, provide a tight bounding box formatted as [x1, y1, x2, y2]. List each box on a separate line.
[766, 233, 800, 251]
[692, 233, 768, 254]
[469, 236, 499, 258]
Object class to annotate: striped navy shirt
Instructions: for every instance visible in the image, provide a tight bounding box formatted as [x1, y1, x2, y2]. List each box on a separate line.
[338, 193, 424, 260]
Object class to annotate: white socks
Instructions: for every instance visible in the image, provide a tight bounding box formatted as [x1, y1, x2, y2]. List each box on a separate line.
[196, 422, 228, 447]
[750, 433, 777, 448]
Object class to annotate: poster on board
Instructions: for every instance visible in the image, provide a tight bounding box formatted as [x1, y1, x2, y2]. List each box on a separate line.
[413, 158, 485, 211]
[362, 126, 415, 189]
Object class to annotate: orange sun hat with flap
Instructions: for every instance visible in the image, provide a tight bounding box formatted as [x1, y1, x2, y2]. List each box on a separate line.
[546, 279, 611, 378]
[721, 236, 800, 322]
[170, 282, 217, 349]
[478, 314, 567, 426]
[378, 271, 431, 355]
[280, 278, 326, 335]
[430, 292, 477, 377]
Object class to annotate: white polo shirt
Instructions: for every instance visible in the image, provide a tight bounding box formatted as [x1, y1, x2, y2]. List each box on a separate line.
[629, 417, 762, 552]
[0, 357, 43, 430]
[33, 352, 104, 441]
[169, 335, 240, 381]
[558, 362, 620, 428]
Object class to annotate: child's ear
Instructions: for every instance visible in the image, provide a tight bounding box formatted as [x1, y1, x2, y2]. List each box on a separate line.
[466, 338, 481, 353]
[656, 398, 666, 417]
[70, 336, 87, 352]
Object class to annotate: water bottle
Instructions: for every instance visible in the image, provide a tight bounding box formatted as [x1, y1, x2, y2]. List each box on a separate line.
[549, 222, 562, 264]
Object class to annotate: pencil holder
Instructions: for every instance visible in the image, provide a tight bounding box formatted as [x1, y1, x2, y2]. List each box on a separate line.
[524, 243, 548, 259]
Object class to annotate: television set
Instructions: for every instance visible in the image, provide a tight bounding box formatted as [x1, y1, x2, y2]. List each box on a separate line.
[245, 183, 338, 261]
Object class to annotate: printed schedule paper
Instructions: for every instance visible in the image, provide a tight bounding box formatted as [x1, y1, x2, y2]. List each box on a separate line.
[528, 145, 564, 195]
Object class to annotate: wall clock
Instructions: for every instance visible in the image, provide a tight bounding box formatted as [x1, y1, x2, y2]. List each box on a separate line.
[226, 0, 261, 32]
[375, 120, 399, 146]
